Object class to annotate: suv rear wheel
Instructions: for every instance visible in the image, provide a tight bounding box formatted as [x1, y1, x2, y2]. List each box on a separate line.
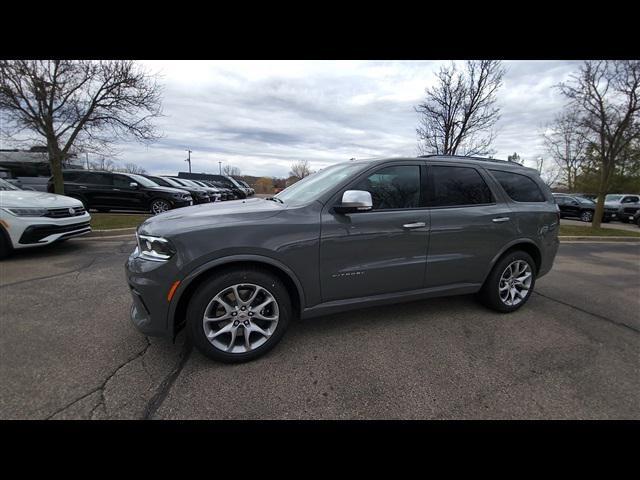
[186, 268, 291, 363]
[479, 250, 536, 313]
[580, 210, 593, 222]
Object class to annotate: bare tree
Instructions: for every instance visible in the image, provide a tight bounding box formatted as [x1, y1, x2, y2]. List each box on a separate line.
[89, 157, 117, 172]
[415, 60, 505, 156]
[223, 164, 241, 176]
[534, 156, 561, 187]
[289, 160, 311, 180]
[507, 152, 524, 164]
[122, 162, 147, 174]
[559, 60, 640, 227]
[0, 60, 162, 194]
[543, 108, 589, 191]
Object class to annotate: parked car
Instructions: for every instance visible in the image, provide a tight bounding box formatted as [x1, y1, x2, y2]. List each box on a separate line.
[48, 170, 193, 214]
[180, 179, 222, 202]
[235, 179, 254, 196]
[616, 198, 640, 223]
[0, 178, 91, 258]
[144, 175, 210, 205]
[198, 180, 233, 200]
[634, 210, 640, 227]
[126, 155, 559, 363]
[552, 193, 611, 222]
[160, 177, 215, 204]
[604, 194, 640, 222]
[180, 173, 247, 199]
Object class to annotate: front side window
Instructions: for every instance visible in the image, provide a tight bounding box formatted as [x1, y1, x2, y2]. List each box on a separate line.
[490, 170, 545, 203]
[430, 166, 493, 207]
[113, 174, 134, 188]
[353, 165, 421, 210]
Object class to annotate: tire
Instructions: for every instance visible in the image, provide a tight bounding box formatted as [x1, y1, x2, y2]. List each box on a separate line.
[602, 216, 610, 223]
[0, 228, 11, 260]
[186, 267, 292, 363]
[479, 250, 537, 313]
[620, 216, 629, 223]
[150, 198, 171, 215]
[580, 210, 593, 222]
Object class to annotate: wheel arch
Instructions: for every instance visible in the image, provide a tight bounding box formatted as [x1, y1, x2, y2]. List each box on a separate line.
[482, 239, 542, 285]
[169, 255, 305, 338]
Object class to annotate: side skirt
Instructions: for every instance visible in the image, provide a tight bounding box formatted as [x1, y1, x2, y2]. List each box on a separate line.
[301, 283, 482, 320]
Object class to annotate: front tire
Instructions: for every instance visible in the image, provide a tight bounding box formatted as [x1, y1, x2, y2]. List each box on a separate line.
[479, 250, 536, 313]
[0, 229, 11, 259]
[150, 199, 171, 215]
[186, 268, 292, 363]
[580, 210, 593, 222]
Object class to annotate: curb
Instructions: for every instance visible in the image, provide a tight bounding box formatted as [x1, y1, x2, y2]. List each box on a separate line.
[88, 227, 136, 237]
[559, 236, 640, 242]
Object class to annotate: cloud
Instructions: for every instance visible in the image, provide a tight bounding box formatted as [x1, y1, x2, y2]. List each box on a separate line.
[102, 60, 580, 177]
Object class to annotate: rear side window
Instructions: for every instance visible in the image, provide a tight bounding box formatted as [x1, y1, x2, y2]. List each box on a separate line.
[490, 170, 545, 202]
[76, 172, 113, 186]
[429, 166, 493, 207]
[353, 165, 421, 210]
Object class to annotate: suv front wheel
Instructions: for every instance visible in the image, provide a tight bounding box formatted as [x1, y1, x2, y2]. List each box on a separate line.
[187, 267, 292, 363]
[479, 250, 536, 313]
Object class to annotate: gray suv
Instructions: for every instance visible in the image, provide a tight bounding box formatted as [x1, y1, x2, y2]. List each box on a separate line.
[126, 156, 559, 363]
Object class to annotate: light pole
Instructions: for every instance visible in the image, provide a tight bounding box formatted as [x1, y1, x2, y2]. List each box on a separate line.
[218, 161, 222, 175]
[185, 149, 192, 173]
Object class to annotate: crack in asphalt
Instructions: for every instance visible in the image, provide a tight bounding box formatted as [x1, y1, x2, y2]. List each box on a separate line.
[533, 291, 640, 334]
[46, 336, 152, 420]
[1, 256, 99, 289]
[143, 339, 193, 420]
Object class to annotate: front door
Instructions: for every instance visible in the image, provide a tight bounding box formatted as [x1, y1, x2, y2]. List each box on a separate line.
[319, 163, 430, 302]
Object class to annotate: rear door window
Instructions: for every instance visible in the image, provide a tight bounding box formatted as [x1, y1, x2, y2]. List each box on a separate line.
[490, 170, 545, 202]
[429, 166, 494, 207]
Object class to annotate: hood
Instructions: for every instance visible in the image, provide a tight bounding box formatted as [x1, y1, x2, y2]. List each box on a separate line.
[0, 190, 84, 208]
[148, 186, 191, 196]
[139, 197, 284, 237]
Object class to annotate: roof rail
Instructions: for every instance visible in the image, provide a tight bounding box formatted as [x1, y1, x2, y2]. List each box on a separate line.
[418, 154, 513, 165]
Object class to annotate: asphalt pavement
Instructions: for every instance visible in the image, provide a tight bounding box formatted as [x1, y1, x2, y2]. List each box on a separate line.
[0, 238, 638, 419]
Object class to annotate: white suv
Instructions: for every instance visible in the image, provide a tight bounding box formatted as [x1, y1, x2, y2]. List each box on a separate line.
[604, 194, 640, 222]
[0, 178, 91, 258]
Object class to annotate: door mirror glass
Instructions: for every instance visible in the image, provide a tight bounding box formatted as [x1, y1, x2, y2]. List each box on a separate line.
[129, 182, 139, 189]
[334, 190, 373, 214]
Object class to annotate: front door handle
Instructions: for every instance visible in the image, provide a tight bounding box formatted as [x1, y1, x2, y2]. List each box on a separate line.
[403, 222, 426, 229]
[492, 217, 510, 223]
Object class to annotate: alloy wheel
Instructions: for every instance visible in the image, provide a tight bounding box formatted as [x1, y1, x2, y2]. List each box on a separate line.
[581, 210, 593, 222]
[151, 200, 170, 215]
[202, 283, 279, 354]
[498, 260, 533, 307]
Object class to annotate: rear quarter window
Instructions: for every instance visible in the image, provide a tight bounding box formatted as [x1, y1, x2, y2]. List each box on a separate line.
[490, 170, 546, 203]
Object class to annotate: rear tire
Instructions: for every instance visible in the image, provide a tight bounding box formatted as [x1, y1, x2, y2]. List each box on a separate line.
[479, 250, 536, 313]
[186, 268, 292, 363]
[580, 210, 593, 222]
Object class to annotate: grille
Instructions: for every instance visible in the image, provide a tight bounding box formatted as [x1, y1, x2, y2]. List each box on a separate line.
[45, 206, 86, 218]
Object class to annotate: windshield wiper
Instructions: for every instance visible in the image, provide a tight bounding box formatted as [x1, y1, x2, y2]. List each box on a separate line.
[265, 196, 284, 204]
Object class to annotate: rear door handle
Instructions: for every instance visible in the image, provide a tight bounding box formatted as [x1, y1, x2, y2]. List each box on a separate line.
[403, 222, 426, 229]
[492, 217, 510, 223]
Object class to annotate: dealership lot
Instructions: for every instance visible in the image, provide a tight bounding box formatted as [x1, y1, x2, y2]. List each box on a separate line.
[0, 238, 638, 419]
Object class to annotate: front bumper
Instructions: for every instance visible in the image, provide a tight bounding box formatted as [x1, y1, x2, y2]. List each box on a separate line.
[4, 212, 92, 249]
[125, 249, 179, 337]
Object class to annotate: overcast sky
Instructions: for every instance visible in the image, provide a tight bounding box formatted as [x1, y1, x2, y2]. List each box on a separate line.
[110, 60, 581, 178]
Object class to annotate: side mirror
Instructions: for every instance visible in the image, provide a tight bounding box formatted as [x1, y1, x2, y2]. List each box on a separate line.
[334, 190, 373, 214]
[129, 182, 139, 189]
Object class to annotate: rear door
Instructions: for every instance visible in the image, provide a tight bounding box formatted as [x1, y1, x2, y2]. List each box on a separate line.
[424, 163, 516, 288]
[319, 162, 430, 302]
[75, 172, 114, 208]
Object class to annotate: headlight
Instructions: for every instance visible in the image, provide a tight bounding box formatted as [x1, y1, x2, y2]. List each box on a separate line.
[3, 207, 48, 217]
[136, 233, 176, 261]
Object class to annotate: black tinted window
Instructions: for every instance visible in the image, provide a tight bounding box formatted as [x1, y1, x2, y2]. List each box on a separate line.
[430, 166, 493, 207]
[354, 165, 421, 210]
[491, 170, 545, 202]
[77, 172, 112, 185]
[113, 175, 134, 188]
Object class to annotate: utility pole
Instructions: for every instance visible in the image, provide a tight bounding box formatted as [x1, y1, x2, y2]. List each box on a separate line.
[185, 149, 192, 173]
[218, 161, 222, 175]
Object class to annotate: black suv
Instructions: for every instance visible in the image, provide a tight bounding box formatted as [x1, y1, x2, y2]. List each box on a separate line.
[178, 173, 247, 199]
[552, 193, 611, 223]
[49, 170, 193, 214]
[144, 176, 211, 205]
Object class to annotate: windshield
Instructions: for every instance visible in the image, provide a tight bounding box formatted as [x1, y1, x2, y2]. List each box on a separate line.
[127, 173, 159, 188]
[160, 177, 186, 188]
[0, 178, 20, 191]
[275, 162, 366, 205]
[605, 195, 622, 202]
[577, 197, 595, 205]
